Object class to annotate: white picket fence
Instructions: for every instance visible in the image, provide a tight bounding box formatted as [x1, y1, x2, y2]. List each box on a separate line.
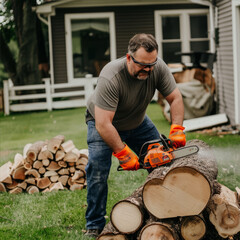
[3, 78, 97, 115]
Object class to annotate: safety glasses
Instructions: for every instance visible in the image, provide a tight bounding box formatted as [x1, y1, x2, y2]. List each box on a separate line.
[130, 55, 158, 68]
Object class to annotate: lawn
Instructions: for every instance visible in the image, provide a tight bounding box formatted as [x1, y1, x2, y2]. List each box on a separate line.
[0, 103, 240, 239]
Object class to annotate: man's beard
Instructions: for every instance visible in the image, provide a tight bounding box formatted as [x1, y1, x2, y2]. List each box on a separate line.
[134, 69, 151, 80]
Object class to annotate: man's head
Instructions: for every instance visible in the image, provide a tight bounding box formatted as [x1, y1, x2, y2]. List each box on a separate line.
[126, 33, 158, 80]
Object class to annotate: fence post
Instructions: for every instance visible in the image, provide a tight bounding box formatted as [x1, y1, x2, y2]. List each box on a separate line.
[43, 78, 52, 111]
[3, 80, 10, 115]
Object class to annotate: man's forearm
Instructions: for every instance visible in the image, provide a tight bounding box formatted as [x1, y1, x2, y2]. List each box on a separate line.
[170, 98, 184, 125]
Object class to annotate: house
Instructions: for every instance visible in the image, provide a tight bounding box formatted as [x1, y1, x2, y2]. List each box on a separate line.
[33, 0, 240, 125]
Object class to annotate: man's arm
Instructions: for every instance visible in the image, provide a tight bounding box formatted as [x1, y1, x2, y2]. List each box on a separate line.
[165, 88, 184, 125]
[94, 105, 124, 153]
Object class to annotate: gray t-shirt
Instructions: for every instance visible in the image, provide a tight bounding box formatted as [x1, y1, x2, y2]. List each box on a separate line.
[86, 57, 176, 131]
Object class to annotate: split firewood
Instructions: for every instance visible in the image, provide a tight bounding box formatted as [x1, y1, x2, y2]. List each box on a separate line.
[26, 141, 45, 163]
[110, 186, 146, 234]
[33, 160, 43, 169]
[207, 183, 240, 238]
[38, 167, 46, 175]
[70, 184, 84, 191]
[5, 180, 18, 190]
[74, 178, 85, 184]
[11, 153, 24, 171]
[42, 188, 50, 193]
[23, 143, 32, 159]
[44, 170, 58, 177]
[72, 170, 85, 181]
[58, 160, 67, 168]
[0, 161, 12, 184]
[180, 215, 206, 240]
[97, 222, 128, 240]
[72, 148, 81, 158]
[46, 161, 61, 171]
[55, 149, 65, 161]
[18, 181, 27, 190]
[64, 152, 78, 163]
[77, 157, 88, 165]
[61, 140, 75, 153]
[27, 186, 39, 194]
[58, 168, 69, 175]
[50, 182, 64, 192]
[235, 187, 240, 203]
[9, 187, 22, 194]
[75, 164, 86, 172]
[69, 166, 75, 174]
[38, 145, 53, 160]
[25, 169, 40, 178]
[47, 135, 65, 154]
[0, 182, 6, 192]
[142, 140, 216, 219]
[37, 177, 51, 189]
[12, 166, 26, 180]
[58, 175, 69, 186]
[50, 175, 59, 182]
[79, 149, 89, 158]
[25, 178, 35, 185]
[24, 162, 32, 170]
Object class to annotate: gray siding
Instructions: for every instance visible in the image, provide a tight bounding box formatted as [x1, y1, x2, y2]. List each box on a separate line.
[216, 0, 235, 124]
[51, 4, 206, 84]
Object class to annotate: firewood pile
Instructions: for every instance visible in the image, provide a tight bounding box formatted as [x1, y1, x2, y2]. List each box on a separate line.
[0, 135, 88, 194]
[98, 140, 240, 240]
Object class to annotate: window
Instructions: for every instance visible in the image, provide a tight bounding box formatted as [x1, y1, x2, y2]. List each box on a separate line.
[65, 13, 116, 81]
[155, 9, 210, 64]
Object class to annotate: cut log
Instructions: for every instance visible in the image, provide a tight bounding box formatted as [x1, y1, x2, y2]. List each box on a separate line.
[27, 186, 39, 194]
[63, 152, 78, 163]
[70, 184, 84, 191]
[44, 170, 58, 177]
[42, 159, 50, 167]
[77, 157, 88, 166]
[110, 187, 145, 234]
[72, 170, 85, 181]
[61, 140, 75, 153]
[55, 150, 65, 161]
[38, 167, 46, 175]
[58, 168, 69, 175]
[97, 222, 127, 240]
[69, 166, 76, 174]
[5, 180, 18, 190]
[47, 135, 65, 154]
[208, 183, 240, 238]
[25, 169, 40, 178]
[24, 162, 32, 170]
[142, 140, 216, 219]
[26, 141, 45, 162]
[58, 160, 67, 168]
[23, 143, 32, 158]
[38, 145, 53, 160]
[18, 181, 27, 190]
[0, 182, 6, 192]
[37, 177, 51, 189]
[25, 178, 35, 185]
[46, 161, 61, 171]
[71, 148, 81, 158]
[139, 222, 179, 240]
[180, 215, 206, 240]
[0, 161, 12, 184]
[50, 175, 59, 182]
[12, 166, 26, 180]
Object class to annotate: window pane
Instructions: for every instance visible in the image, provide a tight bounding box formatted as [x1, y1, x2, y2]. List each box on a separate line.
[162, 16, 180, 39]
[71, 18, 110, 78]
[162, 42, 181, 63]
[190, 15, 208, 38]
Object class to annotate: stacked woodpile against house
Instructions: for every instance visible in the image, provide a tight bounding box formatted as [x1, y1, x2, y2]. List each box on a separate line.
[98, 140, 240, 240]
[0, 135, 88, 194]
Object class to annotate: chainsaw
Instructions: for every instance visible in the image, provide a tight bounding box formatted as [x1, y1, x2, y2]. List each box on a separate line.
[117, 134, 199, 171]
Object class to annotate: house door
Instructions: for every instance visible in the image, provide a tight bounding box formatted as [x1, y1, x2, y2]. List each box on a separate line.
[65, 13, 116, 81]
[154, 9, 211, 65]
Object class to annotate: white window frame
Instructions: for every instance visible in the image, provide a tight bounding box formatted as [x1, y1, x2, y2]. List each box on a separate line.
[232, 0, 240, 124]
[154, 9, 211, 63]
[65, 12, 116, 82]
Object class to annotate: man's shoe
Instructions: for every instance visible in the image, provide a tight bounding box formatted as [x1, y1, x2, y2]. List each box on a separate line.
[85, 229, 102, 238]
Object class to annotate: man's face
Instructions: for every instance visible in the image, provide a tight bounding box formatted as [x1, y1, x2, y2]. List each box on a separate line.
[126, 47, 158, 80]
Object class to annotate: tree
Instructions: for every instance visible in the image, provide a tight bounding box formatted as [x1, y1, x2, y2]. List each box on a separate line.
[0, 0, 48, 86]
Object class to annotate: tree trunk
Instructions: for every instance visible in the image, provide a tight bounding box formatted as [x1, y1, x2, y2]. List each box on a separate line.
[142, 140, 217, 219]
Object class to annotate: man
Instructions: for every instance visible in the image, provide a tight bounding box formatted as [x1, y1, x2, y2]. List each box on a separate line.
[85, 33, 185, 238]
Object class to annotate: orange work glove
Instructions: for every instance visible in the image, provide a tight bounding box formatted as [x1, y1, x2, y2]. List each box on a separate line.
[113, 144, 140, 171]
[169, 124, 186, 148]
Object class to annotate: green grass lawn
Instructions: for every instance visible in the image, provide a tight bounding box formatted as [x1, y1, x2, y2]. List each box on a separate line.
[0, 103, 240, 239]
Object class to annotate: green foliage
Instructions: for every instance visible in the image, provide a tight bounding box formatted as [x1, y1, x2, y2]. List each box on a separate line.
[0, 104, 240, 239]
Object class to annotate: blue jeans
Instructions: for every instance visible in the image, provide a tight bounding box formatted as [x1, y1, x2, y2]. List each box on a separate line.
[85, 115, 160, 230]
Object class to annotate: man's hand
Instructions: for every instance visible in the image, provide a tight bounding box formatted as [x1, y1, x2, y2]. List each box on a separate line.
[113, 144, 140, 171]
[169, 124, 186, 148]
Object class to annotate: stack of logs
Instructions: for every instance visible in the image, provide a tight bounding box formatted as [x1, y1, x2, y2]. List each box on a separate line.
[98, 140, 240, 240]
[0, 135, 88, 194]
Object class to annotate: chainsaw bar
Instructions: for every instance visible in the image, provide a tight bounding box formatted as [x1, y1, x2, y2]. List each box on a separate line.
[171, 145, 199, 160]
